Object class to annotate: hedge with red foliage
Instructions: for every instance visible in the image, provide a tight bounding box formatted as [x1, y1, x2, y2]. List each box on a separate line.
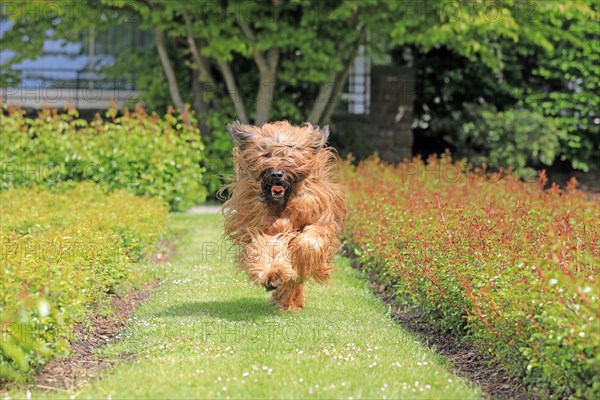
[343, 155, 599, 399]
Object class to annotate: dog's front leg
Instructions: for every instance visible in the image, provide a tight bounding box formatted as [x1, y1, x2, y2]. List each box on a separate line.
[270, 280, 304, 311]
[241, 234, 297, 291]
[289, 225, 337, 283]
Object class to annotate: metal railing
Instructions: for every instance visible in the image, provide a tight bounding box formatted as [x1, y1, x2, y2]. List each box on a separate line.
[2, 67, 141, 109]
[6, 67, 137, 89]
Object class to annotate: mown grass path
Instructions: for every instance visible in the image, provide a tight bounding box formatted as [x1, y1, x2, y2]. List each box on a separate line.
[38, 214, 481, 399]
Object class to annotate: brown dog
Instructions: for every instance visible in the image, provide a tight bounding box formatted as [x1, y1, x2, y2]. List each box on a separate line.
[222, 121, 346, 311]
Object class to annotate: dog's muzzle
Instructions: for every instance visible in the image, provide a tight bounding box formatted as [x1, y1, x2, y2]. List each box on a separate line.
[262, 170, 291, 204]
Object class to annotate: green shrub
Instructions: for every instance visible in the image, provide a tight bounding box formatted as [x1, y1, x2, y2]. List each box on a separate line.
[201, 109, 236, 199]
[0, 182, 168, 382]
[435, 104, 564, 177]
[0, 105, 207, 211]
[344, 156, 599, 398]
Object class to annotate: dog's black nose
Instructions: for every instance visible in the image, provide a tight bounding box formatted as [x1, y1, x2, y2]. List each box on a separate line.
[271, 170, 284, 179]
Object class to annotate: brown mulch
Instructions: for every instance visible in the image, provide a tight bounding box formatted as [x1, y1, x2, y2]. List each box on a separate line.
[348, 253, 533, 400]
[33, 281, 160, 392]
[149, 239, 176, 264]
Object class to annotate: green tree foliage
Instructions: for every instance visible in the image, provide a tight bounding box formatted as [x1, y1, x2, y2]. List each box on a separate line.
[1, 0, 597, 179]
[404, 1, 598, 172]
[516, 2, 599, 171]
[102, 0, 389, 194]
[104, 0, 384, 126]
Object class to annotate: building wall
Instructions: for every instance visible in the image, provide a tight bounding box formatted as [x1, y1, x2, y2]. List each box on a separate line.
[332, 66, 415, 162]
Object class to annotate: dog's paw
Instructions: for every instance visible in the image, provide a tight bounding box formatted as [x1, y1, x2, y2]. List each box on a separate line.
[279, 304, 303, 312]
[261, 269, 284, 291]
[259, 264, 296, 291]
[265, 278, 283, 292]
[269, 295, 304, 311]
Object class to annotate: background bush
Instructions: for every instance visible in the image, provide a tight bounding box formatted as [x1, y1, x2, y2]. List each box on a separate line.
[409, 1, 599, 174]
[0, 105, 207, 211]
[434, 104, 563, 178]
[343, 156, 599, 399]
[0, 182, 168, 382]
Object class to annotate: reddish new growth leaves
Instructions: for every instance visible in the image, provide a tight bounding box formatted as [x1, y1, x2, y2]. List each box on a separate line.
[343, 155, 599, 398]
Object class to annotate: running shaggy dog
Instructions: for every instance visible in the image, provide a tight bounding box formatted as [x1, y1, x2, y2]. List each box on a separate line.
[222, 121, 347, 311]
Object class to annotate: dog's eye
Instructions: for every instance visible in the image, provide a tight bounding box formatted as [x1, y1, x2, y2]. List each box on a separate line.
[264, 153, 272, 158]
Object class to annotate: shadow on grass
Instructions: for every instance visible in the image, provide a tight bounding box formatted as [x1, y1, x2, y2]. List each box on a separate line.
[162, 296, 277, 321]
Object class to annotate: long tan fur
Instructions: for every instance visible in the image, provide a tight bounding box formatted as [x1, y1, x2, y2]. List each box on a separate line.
[222, 121, 347, 311]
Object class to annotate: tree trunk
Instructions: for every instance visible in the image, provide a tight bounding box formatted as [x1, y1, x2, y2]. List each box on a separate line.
[253, 46, 279, 125]
[308, 56, 354, 125]
[237, 20, 279, 125]
[183, 10, 221, 110]
[217, 61, 249, 124]
[191, 69, 211, 134]
[155, 28, 185, 112]
[308, 80, 333, 124]
[319, 58, 354, 125]
[308, 9, 364, 124]
[255, 70, 276, 125]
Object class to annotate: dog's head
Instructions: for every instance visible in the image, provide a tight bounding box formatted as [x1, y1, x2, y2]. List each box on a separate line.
[227, 121, 330, 207]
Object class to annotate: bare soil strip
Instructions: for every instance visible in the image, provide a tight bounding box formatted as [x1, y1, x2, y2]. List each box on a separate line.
[30, 240, 176, 393]
[34, 281, 160, 392]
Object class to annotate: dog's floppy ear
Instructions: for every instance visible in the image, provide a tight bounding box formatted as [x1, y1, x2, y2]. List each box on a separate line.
[227, 121, 255, 149]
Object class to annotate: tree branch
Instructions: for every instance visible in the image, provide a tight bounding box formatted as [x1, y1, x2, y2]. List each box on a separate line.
[191, 68, 211, 134]
[308, 8, 364, 124]
[266, 46, 280, 71]
[182, 10, 221, 115]
[237, 12, 282, 124]
[237, 19, 270, 75]
[154, 28, 185, 113]
[319, 54, 355, 124]
[182, 10, 220, 90]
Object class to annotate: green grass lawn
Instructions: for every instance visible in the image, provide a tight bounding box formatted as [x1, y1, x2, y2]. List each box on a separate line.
[23, 214, 481, 399]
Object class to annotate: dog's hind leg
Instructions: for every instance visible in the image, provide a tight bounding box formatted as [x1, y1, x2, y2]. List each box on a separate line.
[270, 281, 304, 311]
